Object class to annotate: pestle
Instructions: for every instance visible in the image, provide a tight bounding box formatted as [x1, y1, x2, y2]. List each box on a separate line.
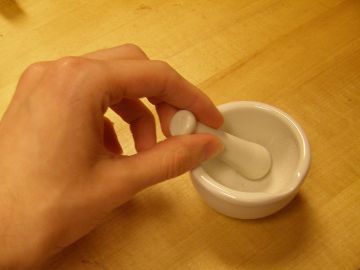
[169, 110, 272, 180]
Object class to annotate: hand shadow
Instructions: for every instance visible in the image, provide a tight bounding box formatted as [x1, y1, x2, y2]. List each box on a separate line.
[48, 187, 176, 269]
[0, 0, 25, 21]
[48, 190, 311, 269]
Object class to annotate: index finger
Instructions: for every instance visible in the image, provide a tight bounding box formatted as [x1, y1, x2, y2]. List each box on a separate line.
[98, 59, 223, 128]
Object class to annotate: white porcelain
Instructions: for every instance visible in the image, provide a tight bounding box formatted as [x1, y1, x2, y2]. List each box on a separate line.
[170, 110, 272, 180]
[190, 101, 311, 219]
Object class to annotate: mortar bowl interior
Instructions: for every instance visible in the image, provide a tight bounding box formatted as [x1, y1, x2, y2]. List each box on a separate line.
[191, 101, 310, 219]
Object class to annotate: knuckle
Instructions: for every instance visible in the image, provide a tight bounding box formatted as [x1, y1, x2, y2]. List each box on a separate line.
[17, 62, 48, 93]
[151, 60, 180, 96]
[52, 57, 98, 86]
[23, 62, 47, 76]
[50, 57, 99, 101]
[122, 43, 147, 57]
[152, 60, 172, 72]
[153, 60, 179, 82]
[55, 56, 91, 71]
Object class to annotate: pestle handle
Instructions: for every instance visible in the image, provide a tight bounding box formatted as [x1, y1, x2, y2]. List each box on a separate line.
[169, 110, 272, 180]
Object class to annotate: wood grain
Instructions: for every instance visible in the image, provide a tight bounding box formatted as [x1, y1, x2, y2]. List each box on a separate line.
[1, 0, 359, 269]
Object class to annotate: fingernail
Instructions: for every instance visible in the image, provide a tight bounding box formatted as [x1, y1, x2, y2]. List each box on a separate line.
[204, 139, 224, 160]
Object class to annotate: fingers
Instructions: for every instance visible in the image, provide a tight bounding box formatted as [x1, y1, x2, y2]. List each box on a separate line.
[83, 43, 149, 60]
[111, 98, 156, 152]
[103, 117, 122, 155]
[99, 60, 223, 129]
[153, 102, 177, 137]
[93, 134, 224, 206]
[83, 45, 154, 152]
[24, 48, 222, 130]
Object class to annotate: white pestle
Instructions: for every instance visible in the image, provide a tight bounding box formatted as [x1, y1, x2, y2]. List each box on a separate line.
[169, 110, 272, 180]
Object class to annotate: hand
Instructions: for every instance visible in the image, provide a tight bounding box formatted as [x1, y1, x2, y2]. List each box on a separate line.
[0, 44, 223, 269]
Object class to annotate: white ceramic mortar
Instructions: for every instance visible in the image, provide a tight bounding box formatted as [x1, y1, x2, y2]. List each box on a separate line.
[190, 101, 310, 219]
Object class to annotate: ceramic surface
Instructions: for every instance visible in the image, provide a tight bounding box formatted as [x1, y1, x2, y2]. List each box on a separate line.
[170, 109, 272, 180]
[191, 101, 310, 219]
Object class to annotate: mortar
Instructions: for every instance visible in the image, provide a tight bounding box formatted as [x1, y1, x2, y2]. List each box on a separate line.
[190, 101, 310, 219]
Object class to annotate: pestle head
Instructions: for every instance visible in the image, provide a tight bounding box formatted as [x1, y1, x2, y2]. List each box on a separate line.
[170, 110, 272, 180]
[170, 110, 197, 136]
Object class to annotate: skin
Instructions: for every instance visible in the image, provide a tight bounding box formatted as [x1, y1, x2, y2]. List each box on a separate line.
[0, 44, 224, 269]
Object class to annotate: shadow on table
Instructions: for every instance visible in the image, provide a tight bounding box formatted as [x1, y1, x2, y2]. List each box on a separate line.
[48, 188, 177, 269]
[49, 188, 312, 269]
[0, 0, 25, 21]
[202, 193, 312, 268]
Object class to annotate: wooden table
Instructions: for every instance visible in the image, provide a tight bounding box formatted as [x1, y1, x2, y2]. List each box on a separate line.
[1, 0, 359, 269]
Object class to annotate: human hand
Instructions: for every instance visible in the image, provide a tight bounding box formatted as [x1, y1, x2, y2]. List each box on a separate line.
[0, 44, 223, 269]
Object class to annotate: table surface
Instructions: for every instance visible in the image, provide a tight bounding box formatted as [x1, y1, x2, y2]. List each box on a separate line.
[1, 0, 359, 269]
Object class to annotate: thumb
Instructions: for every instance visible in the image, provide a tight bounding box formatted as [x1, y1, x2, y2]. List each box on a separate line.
[96, 134, 223, 203]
